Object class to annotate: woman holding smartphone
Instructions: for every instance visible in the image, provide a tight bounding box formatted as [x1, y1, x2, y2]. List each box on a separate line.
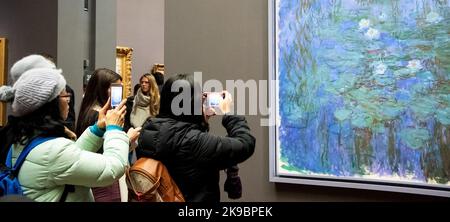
[0, 55, 133, 201]
[136, 73, 255, 202]
[76, 68, 140, 202]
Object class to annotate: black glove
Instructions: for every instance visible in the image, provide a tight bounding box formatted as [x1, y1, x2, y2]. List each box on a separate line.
[224, 165, 242, 199]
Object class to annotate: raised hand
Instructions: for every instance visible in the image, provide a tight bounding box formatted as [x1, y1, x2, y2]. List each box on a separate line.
[219, 91, 233, 115]
[127, 127, 142, 145]
[97, 97, 111, 129]
[105, 99, 127, 127]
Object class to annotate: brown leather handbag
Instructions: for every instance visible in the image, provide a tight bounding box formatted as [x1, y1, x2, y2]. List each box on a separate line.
[126, 157, 185, 202]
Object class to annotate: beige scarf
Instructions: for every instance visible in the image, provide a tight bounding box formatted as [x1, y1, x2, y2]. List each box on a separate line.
[130, 89, 151, 128]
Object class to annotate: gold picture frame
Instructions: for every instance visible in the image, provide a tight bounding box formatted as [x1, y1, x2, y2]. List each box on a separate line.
[0, 38, 7, 127]
[116, 46, 133, 99]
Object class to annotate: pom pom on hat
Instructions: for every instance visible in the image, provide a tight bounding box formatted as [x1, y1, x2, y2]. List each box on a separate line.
[0, 86, 15, 102]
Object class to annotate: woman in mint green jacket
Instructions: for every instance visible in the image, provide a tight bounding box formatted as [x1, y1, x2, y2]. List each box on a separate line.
[15, 98, 130, 202]
[0, 55, 140, 202]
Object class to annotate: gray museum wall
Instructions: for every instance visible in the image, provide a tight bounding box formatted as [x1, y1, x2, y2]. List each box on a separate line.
[0, 0, 58, 82]
[57, 0, 88, 120]
[95, 0, 117, 70]
[59, 0, 117, 120]
[117, 0, 164, 87]
[165, 0, 444, 201]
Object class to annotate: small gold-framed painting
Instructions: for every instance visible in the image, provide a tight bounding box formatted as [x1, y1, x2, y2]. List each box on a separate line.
[116, 46, 133, 99]
[0, 38, 7, 126]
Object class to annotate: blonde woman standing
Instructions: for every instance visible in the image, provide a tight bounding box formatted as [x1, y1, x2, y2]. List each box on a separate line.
[124, 73, 160, 132]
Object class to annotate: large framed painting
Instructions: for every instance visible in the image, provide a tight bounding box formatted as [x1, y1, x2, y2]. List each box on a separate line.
[0, 38, 7, 127]
[269, 0, 450, 197]
[116, 46, 133, 99]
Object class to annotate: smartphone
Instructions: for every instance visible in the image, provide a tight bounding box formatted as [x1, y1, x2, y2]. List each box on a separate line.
[204, 92, 224, 115]
[111, 83, 123, 109]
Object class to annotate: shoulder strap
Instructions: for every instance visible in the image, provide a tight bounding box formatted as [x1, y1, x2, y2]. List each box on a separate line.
[6, 137, 55, 171]
[4, 137, 75, 202]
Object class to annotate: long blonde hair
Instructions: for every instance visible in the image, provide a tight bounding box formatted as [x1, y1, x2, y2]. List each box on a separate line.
[140, 73, 160, 117]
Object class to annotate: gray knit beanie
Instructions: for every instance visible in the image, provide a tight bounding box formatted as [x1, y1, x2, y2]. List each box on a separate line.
[11, 68, 66, 116]
[0, 55, 66, 117]
[10, 54, 56, 84]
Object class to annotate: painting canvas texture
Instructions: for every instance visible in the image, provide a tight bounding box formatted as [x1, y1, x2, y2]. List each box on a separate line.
[276, 0, 450, 188]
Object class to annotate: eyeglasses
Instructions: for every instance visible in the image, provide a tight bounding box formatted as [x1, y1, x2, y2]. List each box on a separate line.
[59, 93, 71, 101]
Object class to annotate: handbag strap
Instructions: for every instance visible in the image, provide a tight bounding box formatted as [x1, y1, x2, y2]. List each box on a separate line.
[6, 137, 55, 173]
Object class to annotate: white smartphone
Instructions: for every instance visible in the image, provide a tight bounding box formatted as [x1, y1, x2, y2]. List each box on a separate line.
[110, 83, 123, 109]
[204, 92, 224, 115]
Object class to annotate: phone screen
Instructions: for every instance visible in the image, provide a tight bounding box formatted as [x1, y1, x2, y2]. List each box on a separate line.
[111, 85, 123, 108]
[205, 93, 223, 108]
[204, 92, 224, 115]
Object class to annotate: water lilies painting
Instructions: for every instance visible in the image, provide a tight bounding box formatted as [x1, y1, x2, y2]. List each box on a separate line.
[271, 0, 450, 196]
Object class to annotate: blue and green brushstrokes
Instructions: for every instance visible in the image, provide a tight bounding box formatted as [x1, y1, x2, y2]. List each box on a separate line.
[278, 0, 450, 184]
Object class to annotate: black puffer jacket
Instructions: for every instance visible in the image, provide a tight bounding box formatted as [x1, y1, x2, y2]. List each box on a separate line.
[136, 115, 255, 202]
